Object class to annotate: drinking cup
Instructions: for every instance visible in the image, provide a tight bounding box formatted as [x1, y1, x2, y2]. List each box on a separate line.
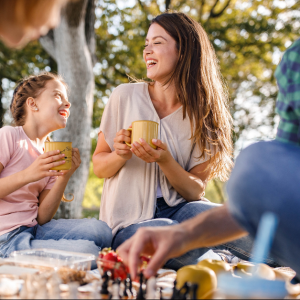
[125, 120, 158, 149]
[44, 141, 72, 170]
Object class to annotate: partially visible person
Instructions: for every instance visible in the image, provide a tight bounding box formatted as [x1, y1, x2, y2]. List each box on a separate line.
[0, 0, 69, 48]
[0, 73, 112, 268]
[117, 39, 300, 279]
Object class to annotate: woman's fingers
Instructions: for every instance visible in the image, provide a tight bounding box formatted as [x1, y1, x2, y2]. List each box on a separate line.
[132, 139, 159, 162]
[152, 139, 167, 150]
[114, 134, 131, 144]
[115, 143, 131, 151]
[139, 139, 157, 156]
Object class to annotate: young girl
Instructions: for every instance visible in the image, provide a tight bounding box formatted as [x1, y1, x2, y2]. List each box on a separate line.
[93, 12, 280, 269]
[0, 73, 112, 265]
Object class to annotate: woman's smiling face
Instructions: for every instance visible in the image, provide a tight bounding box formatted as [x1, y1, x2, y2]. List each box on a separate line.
[143, 23, 179, 83]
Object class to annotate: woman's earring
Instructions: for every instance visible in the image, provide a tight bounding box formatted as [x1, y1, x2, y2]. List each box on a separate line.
[34, 107, 38, 111]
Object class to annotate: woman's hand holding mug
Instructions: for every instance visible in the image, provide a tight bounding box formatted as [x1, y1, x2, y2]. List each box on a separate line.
[114, 128, 133, 160]
[131, 138, 170, 163]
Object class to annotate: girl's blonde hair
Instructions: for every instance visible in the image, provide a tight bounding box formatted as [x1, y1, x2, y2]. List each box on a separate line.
[149, 12, 233, 181]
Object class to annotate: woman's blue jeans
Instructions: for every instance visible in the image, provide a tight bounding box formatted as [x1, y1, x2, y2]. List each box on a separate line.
[112, 197, 280, 270]
[0, 218, 112, 269]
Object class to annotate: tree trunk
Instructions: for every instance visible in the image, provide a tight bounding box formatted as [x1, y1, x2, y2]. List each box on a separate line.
[40, 0, 96, 219]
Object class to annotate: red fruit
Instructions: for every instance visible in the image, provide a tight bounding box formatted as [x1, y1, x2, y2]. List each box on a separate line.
[98, 253, 104, 259]
[140, 256, 150, 263]
[114, 265, 127, 280]
[103, 252, 118, 262]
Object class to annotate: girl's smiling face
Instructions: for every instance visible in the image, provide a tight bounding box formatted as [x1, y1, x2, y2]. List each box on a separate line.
[29, 79, 71, 132]
[143, 23, 179, 83]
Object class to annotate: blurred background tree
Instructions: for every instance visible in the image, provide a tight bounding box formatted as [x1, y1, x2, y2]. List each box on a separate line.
[1, 0, 300, 217]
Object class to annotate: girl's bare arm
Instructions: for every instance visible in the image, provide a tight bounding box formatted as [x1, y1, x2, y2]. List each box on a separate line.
[37, 148, 81, 225]
[0, 151, 65, 199]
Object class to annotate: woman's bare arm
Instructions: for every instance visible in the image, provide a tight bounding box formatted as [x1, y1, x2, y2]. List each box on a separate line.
[158, 156, 211, 201]
[130, 138, 211, 201]
[92, 132, 131, 178]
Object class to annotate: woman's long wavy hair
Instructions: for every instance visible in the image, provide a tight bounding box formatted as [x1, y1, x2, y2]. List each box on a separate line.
[150, 12, 233, 181]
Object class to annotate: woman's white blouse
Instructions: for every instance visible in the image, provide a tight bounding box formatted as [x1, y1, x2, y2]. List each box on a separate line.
[99, 83, 209, 236]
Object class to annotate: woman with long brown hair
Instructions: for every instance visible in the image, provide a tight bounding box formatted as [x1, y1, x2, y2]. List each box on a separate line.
[93, 12, 276, 268]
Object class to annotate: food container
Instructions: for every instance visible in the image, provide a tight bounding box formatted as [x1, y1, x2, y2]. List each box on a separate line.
[216, 273, 287, 299]
[96, 257, 128, 280]
[6, 249, 95, 271]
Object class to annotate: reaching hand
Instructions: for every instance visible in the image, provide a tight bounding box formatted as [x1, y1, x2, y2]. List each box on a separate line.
[113, 129, 132, 160]
[117, 225, 188, 280]
[131, 138, 170, 163]
[24, 150, 67, 183]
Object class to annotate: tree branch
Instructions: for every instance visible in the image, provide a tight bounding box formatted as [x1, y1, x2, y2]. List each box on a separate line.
[65, 0, 87, 27]
[199, 0, 206, 22]
[166, 0, 171, 10]
[85, 0, 97, 65]
[209, 0, 231, 19]
[39, 30, 56, 61]
[137, 0, 150, 29]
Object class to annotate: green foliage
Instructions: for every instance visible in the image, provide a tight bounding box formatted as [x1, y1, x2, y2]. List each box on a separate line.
[94, 0, 300, 144]
[82, 162, 104, 209]
[0, 40, 55, 127]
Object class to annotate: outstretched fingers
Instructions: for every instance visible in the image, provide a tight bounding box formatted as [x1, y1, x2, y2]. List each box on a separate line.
[143, 245, 170, 278]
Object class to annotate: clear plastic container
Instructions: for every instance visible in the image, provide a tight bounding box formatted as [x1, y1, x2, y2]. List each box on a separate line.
[216, 273, 287, 299]
[6, 249, 95, 271]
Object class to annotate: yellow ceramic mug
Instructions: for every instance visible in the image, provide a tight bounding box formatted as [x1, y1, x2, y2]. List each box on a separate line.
[44, 142, 72, 170]
[125, 120, 158, 149]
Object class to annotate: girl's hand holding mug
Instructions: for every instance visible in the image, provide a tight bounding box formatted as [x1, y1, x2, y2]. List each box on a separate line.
[131, 138, 170, 164]
[113, 128, 133, 160]
[24, 150, 67, 183]
[59, 148, 81, 179]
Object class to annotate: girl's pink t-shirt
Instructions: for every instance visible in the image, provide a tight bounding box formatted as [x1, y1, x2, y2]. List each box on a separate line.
[0, 126, 57, 236]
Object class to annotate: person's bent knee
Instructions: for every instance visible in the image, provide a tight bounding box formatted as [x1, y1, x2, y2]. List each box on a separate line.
[80, 218, 112, 249]
[97, 220, 112, 248]
[93, 219, 112, 248]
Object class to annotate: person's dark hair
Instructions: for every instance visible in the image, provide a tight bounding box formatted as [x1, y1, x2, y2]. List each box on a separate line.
[150, 12, 233, 181]
[10, 72, 68, 126]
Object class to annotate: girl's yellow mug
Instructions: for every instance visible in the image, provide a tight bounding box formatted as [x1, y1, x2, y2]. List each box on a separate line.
[44, 142, 72, 170]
